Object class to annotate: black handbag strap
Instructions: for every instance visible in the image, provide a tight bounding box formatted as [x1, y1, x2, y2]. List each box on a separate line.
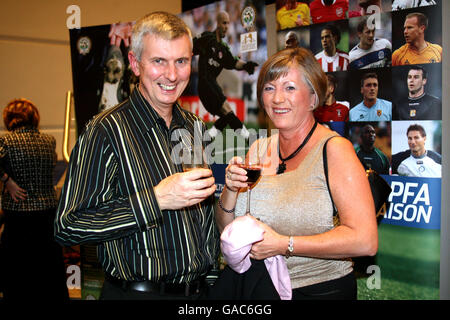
[323, 137, 338, 217]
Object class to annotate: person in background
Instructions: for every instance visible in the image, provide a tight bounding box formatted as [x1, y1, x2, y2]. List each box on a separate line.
[392, 12, 442, 66]
[392, 0, 437, 11]
[276, 0, 311, 30]
[349, 0, 383, 18]
[0, 98, 68, 300]
[54, 11, 219, 300]
[349, 17, 392, 69]
[315, 24, 349, 72]
[396, 124, 441, 177]
[309, 0, 349, 24]
[393, 65, 441, 120]
[349, 72, 392, 121]
[216, 47, 377, 300]
[284, 31, 300, 49]
[314, 73, 350, 123]
[355, 124, 390, 174]
[193, 11, 258, 139]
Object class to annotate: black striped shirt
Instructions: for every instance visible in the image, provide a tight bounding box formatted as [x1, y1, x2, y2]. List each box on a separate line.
[54, 86, 219, 283]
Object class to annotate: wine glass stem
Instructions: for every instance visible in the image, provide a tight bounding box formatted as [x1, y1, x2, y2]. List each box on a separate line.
[246, 188, 251, 215]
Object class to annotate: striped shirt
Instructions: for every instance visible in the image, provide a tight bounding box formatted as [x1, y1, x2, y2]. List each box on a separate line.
[315, 49, 349, 72]
[54, 86, 219, 283]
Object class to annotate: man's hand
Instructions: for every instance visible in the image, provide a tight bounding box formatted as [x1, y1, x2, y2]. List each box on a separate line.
[154, 169, 216, 210]
[242, 61, 258, 75]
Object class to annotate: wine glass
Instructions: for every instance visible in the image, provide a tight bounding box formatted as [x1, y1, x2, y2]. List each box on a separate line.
[238, 156, 262, 215]
[181, 143, 208, 172]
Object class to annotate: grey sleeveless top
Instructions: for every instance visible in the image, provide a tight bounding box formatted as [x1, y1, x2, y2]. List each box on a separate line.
[235, 132, 353, 289]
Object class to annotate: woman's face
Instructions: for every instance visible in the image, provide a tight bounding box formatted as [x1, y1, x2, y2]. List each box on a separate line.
[261, 66, 315, 132]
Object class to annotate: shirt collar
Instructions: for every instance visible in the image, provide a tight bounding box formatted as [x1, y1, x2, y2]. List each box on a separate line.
[129, 84, 187, 132]
[13, 126, 38, 133]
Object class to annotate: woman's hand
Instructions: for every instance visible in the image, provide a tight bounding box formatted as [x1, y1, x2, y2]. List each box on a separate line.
[249, 216, 287, 260]
[4, 179, 27, 202]
[224, 156, 248, 192]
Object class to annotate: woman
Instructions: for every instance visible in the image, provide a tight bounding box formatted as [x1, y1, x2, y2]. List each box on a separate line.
[216, 48, 378, 300]
[0, 98, 68, 300]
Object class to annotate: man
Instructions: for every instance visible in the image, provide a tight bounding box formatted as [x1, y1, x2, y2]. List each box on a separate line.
[350, 72, 392, 121]
[284, 31, 300, 49]
[55, 12, 219, 300]
[396, 124, 441, 177]
[276, 0, 311, 30]
[392, 12, 442, 66]
[314, 73, 349, 122]
[193, 11, 258, 138]
[315, 24, 349, 72]
[349, 17, 392, 69]
[393, 66, 441, 120]
[309, 0, 348, 24]
[392, 0, 437, 11]
[355, 124, 390, 174]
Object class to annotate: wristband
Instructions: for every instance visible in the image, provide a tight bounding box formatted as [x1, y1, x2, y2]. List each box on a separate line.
[2, 175, 9, 184]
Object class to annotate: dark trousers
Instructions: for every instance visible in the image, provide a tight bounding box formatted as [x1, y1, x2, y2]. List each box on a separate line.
[292, 272, 357, 300]
[0, 209, 69, 300]
[100, 277, 206, 300]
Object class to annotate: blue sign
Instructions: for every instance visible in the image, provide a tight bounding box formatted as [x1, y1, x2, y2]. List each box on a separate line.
[380, 175, 441, 230]
[211, 163, 227, 199]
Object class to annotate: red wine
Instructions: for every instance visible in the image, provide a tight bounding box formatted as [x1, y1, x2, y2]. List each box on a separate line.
[238, 164, 262, 186]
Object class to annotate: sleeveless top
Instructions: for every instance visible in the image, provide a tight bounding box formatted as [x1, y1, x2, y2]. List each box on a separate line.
[235, 131, 353, 289]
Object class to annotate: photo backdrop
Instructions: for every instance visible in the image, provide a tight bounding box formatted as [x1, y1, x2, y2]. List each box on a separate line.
[275, 0, 443, 299]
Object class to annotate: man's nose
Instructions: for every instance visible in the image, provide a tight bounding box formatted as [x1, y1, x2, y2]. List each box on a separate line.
[165, 63, 177, 81]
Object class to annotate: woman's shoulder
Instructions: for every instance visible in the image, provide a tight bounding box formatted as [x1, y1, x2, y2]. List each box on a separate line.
[317, 127, 354, 159]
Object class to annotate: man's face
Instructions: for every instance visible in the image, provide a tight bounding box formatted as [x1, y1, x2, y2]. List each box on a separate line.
[325, 78, 335, 100]
[407, 69, 426, 95]
[286, 0, 297, 10]
[361, 125, 376, 147]
[404, 16, 424, 44]
[359, 25, 375, 49]
[217, 13, 230, 39]
[407, 130, 426, 156]
[285, 34, 299, 49]
[321, 29, 336, 53]
[128, 33, 192, 115]
[361, 77, 379, 101]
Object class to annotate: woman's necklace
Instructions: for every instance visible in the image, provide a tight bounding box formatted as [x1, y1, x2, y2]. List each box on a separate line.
[276, 121, 318, 175]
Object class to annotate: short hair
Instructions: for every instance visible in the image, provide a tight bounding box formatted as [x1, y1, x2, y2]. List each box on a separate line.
[326, 73, 337, 90]
[407, 124, 426, 137]
[405, 12, 428, 29]
[130, 11, 192, 61]
[361, 72, 378, 87]
[3, 98, 40, 131]
[408, 65, 427, 80]
[357, 17, 373, 33]
[322, 24, 341, 44]
[257, 47, 327, 110]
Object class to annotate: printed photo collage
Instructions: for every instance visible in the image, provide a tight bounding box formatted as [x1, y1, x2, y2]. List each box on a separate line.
[275, 0, 442, 178]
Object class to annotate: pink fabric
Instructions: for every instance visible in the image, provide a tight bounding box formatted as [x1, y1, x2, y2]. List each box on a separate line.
[220, 215, 292, 300]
